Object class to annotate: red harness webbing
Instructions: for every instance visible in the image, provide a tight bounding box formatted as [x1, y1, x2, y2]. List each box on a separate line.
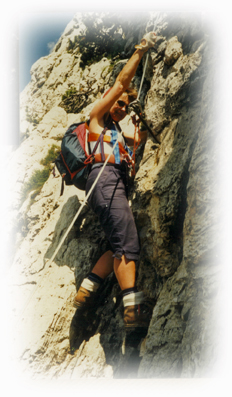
[131, 115, 141, 176]
[88, 131, 132, 166]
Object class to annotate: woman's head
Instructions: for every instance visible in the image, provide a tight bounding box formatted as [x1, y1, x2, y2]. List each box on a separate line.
[107, 87, 138, 122]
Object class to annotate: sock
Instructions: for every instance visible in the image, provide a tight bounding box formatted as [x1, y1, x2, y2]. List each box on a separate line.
[122, 287, 138, 297]
[88, 272, 104, 284]
[123, 291, 144, 307]
[81, 273, 102, 293]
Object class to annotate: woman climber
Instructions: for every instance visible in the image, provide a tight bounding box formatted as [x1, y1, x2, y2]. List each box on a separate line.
[73, 32, 156, 331]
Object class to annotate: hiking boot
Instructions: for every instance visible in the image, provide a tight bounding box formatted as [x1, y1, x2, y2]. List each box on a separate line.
[73, 286, 97, 310]
[123, 302, 153, 329]
[73, 275, 102, 310]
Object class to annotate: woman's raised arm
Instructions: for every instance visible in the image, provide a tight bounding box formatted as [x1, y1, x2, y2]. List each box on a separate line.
[90, 32, 156, 124]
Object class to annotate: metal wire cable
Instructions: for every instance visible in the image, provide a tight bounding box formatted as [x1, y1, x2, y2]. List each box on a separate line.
[137, 50, 150, 101]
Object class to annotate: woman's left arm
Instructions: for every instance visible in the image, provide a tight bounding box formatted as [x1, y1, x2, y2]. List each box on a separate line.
[123, 128, 147, 146]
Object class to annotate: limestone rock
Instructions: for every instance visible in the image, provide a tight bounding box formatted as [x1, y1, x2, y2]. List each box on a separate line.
[164, 36, 183, 65]
[71, 334, 113, 378]
[37, 106, 68, 138]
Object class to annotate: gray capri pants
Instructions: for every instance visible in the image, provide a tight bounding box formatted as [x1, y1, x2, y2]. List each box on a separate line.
[86, 164, 140, 261]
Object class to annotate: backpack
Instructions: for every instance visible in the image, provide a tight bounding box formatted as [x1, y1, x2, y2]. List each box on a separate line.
[54, 120, 134, 195]
[54, 122, 109, 195]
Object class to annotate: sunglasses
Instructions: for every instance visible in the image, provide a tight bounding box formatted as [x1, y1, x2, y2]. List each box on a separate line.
[117, 100, 129, 114]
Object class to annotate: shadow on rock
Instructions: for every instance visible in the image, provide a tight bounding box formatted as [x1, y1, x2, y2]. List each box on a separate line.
[113, 328, 149, 378]
[69, 275, 119, 355]
[44, 195, 83, 266]
[69, 307, 99, 354]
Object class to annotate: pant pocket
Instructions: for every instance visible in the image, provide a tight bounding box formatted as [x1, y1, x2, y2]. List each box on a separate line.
[101, 168, 119, 201]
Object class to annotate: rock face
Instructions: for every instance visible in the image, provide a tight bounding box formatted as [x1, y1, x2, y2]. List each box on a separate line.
[6, 12, 221, 380]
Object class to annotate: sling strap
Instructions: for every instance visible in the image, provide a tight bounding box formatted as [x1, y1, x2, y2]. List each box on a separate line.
[88, 132, 133, 165]
[110, 124, 120, 165]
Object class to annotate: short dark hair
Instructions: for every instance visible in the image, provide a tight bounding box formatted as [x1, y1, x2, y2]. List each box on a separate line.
[103, 86, 138, 102]
[125, 87, 137, 102]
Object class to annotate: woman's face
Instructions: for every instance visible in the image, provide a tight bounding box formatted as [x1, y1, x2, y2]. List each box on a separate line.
[109, 93, 130, 122]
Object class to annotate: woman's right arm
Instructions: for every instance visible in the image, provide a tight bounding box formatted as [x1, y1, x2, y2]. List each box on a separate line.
[89, 32, 156, 127]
